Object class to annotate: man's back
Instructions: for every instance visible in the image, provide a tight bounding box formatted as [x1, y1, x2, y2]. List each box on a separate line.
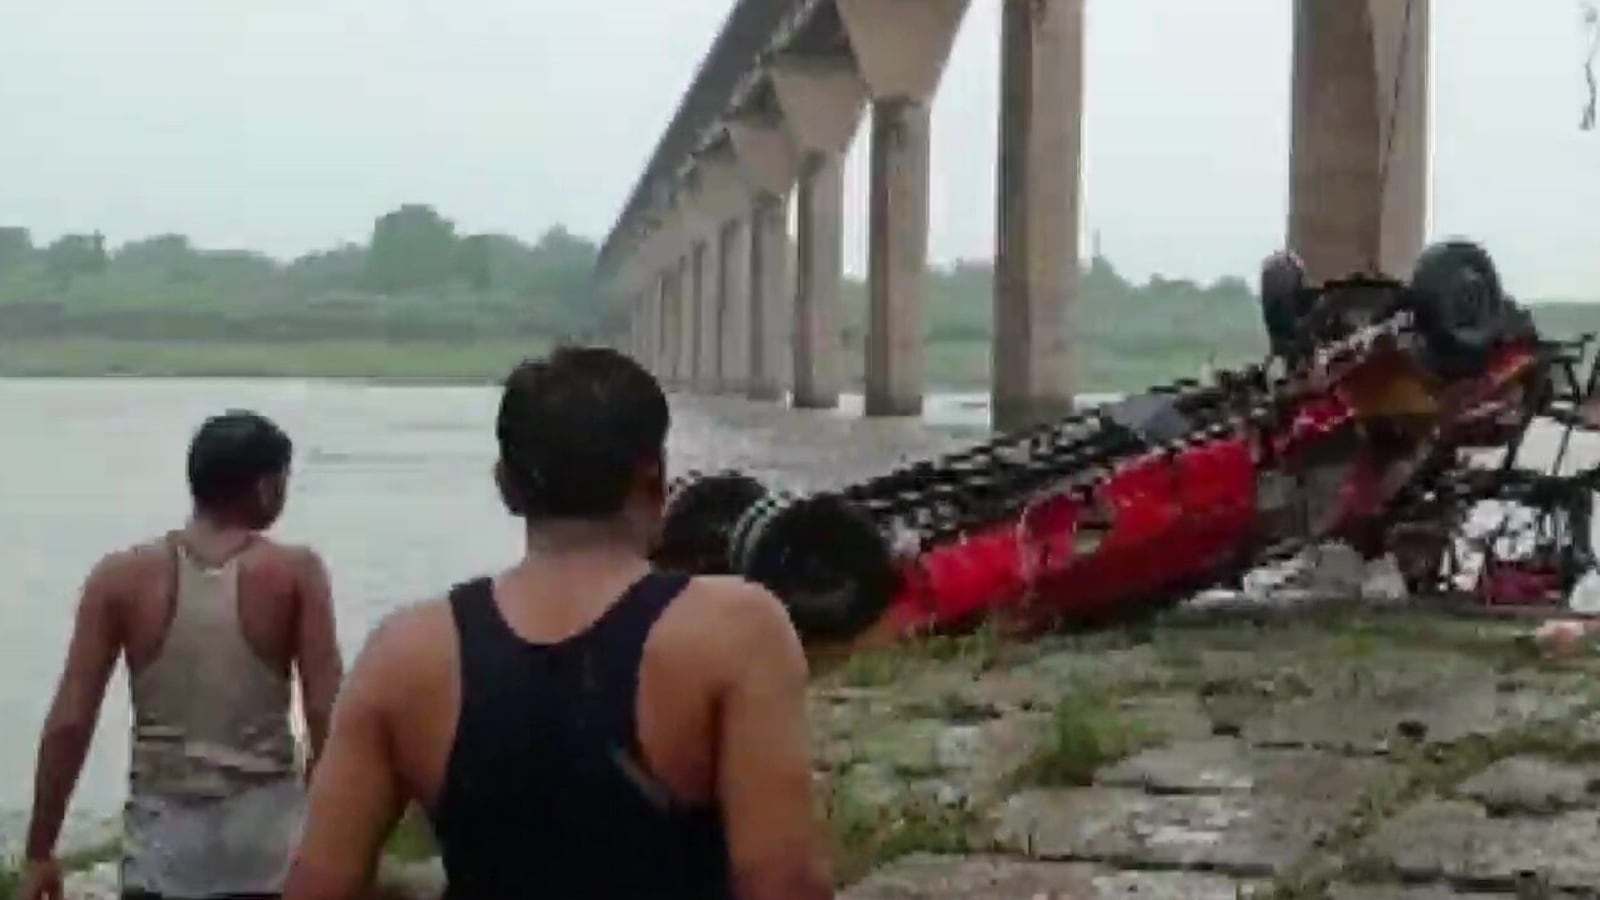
[431, 569, 729, 897]
[21, 409, 342, 900]
[111, 532, 333, 897]
[114, 532, 313, 678]
[286, 348, 830, 900]
[291, 566, 830, 900]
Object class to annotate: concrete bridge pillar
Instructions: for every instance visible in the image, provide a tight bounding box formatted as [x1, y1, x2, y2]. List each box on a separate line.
[993, 0, 1084, 432]
[1289, 0, 1429, 281]
[685, 145, 756, 395]
[748, 191, 792, 401]
[864, 101, 931, 418]
[793, 155, 846, 409]
[771, 55, 867, 410]
[674, 253, 694, 386]
[659, 265, 680, 385]
[622, 258, 656, 374]
[839, 0, 970, 418]
[638, 292, 650, 366]
[643, 277, 661, 377]
[693, 235, 722, 390]
[727, 115, 799, 402]
[718, 215, 751, 394]
[628, 290, 644, 365]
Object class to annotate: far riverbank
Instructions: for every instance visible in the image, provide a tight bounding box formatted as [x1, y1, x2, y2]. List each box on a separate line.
[0, 336, 1227, 393]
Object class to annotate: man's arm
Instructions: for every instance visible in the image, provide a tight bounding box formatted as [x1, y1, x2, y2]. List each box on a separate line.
[715, 585, 834, 900]
[25, 556, 122, 862]
[293, 547, 344, 769]
[282, 616, 408, 900]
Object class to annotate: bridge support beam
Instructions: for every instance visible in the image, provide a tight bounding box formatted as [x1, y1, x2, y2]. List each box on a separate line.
[1289, 0, 1429, 281]
[693, 239, 720, 390]
[659, 264, 680, 385]
[674, 253, 694, 387]
[643, 279, 660, 376]
[727, 115, 799, 403]
[686, 143, 757, 395]
[793, 155, 846, 410]
[864, 98, 930, 418]
[637, 292, 649, 366]
[993, 0, 1084, 432]
[748, 192, 791, 401]
[841, 0, 970, 418]
[718, 216, 750, 394]
[627, 290, 644, 365]
[772, 55, 866, 410]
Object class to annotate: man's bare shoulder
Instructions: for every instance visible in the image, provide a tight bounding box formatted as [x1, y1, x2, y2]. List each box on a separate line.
[370, 597, 453, 649]
[353, 597, 457, 688]
[679, 575, 789, 621]
[84, 539, 170, 592]
[671, 575, 806, 667]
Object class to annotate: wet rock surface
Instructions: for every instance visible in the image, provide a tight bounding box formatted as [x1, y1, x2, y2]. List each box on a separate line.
[817, 606, 1600, 897]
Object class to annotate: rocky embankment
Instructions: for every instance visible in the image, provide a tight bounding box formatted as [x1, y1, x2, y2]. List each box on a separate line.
[35, 600, 1600, 899]
[826, 602, 1600, 899]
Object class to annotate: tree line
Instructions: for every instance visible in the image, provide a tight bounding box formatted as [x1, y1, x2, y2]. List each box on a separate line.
[0, 204, 1273, 354]
[8, 204, 1592, 383]
[0, 205, 615, 342]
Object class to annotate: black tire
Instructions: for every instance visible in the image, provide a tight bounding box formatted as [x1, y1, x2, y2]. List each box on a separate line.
[1408, 240, 1509, 378]
[734, 493, 896, 643]
[654, 471, 770, 574]
[1260, 250, 1313, 362]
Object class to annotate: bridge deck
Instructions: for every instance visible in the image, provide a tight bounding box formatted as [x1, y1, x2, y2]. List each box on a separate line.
[597, 0, 815, 277]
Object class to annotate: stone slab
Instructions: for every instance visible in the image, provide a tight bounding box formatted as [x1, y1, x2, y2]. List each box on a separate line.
[840, 853, 1262, 899]
[1118, 694, 1219, 743]
[1097, 738, 1390, 798]
[1455, 756, 1600, 816]
[823, 718, 949, 775]
[1327, 885, 1509, 900]
[1359, 798, 1600, 891]
[996, 785, 1356, 877]
[1239, 668, 1585, 753]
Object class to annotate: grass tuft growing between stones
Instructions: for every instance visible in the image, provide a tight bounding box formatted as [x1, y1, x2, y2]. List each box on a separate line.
[1008, 683, 1157, 788]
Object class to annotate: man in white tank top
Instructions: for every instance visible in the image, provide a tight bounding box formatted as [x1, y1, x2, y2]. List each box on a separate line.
[19, 411, 344, 900]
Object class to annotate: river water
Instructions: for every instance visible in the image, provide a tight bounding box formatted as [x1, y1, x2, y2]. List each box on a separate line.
[0, 377, 991, 836]
[2, 377, 1596, 847]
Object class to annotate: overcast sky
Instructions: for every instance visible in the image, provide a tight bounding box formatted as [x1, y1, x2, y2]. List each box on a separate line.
[0, 1, 1595, 297]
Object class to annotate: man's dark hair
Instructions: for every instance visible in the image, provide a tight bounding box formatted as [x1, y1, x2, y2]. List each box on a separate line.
[497, 346, 669, 521]
[187, 410, 293, 510]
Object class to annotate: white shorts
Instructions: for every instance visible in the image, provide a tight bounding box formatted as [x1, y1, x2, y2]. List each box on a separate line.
[121, 778, 306, 898]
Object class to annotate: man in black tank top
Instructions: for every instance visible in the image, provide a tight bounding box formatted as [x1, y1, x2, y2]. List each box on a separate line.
[283, 347, 833, 900]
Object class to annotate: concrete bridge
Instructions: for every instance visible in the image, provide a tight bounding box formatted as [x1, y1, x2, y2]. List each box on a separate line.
[594, 0, 1429, 431]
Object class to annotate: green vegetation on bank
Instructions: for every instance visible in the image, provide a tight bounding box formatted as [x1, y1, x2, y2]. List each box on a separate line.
[0, 337, 546, 381]
[4, 215, 1600, 391]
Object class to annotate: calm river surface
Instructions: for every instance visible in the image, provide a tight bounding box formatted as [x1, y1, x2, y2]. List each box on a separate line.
[0, 377, 989, 832]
